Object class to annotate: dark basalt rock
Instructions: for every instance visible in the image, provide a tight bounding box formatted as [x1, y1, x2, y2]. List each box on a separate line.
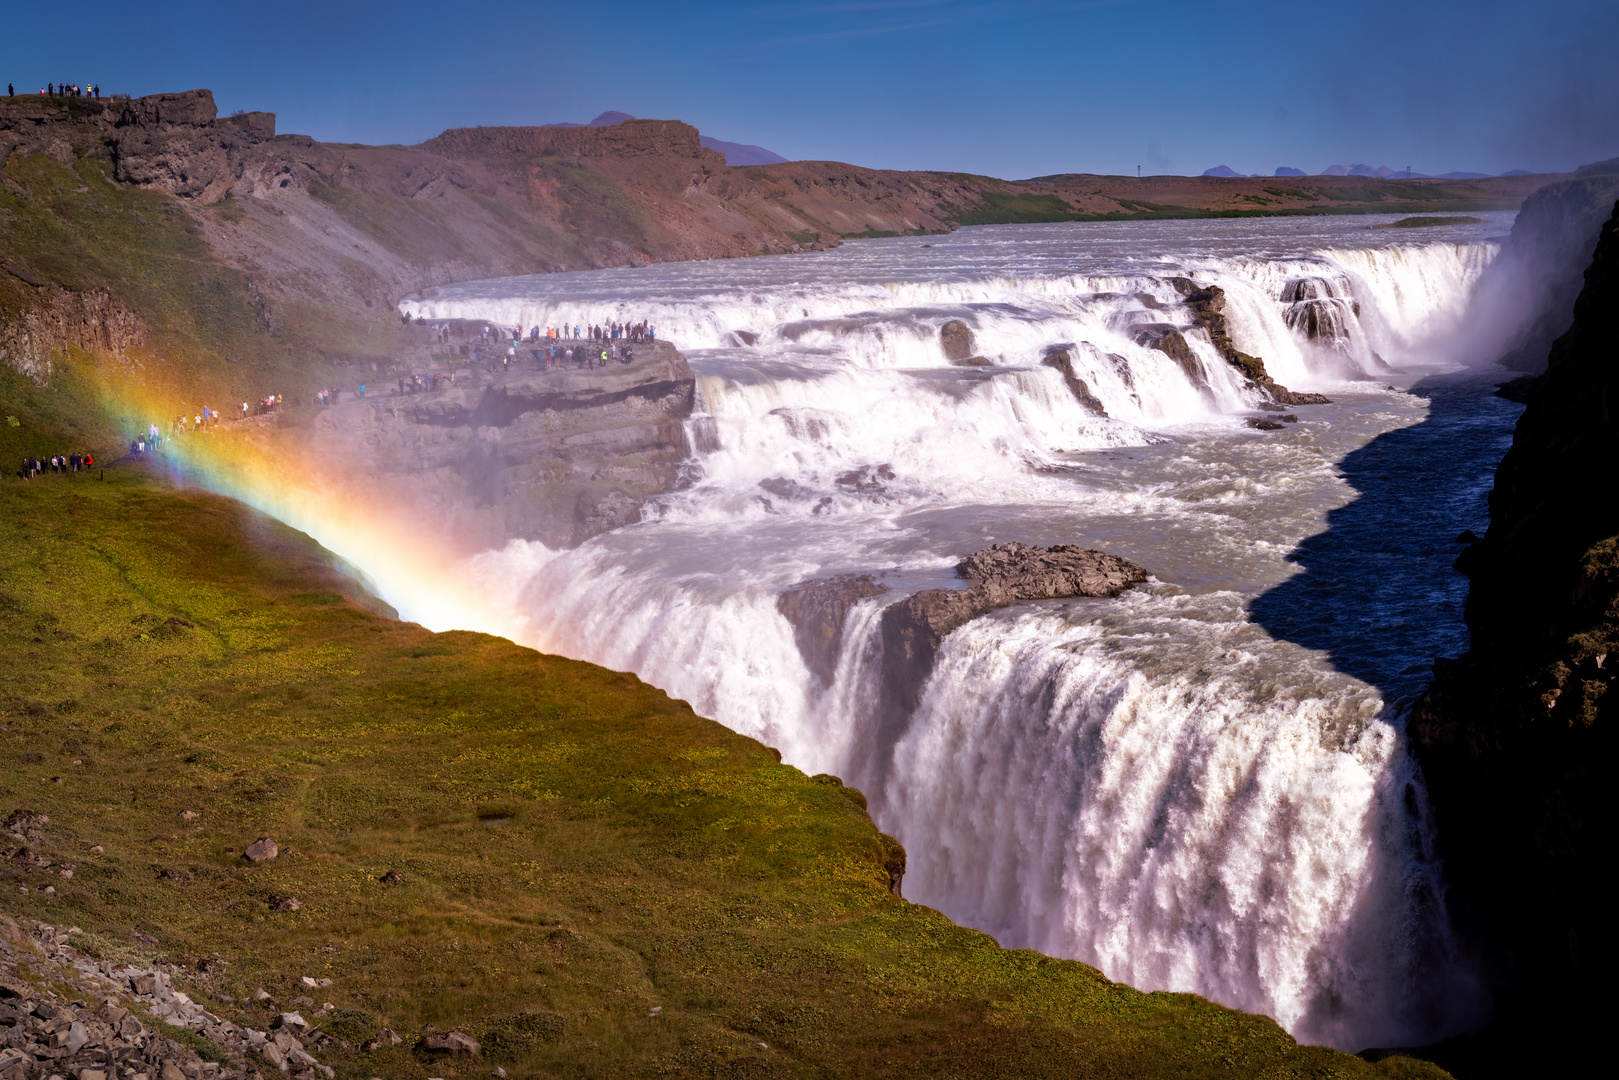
[939, 319, 974, 362]
[1147, 328, 1210, 390]
[1408, 196, 1619, 1075]
[1180, 283, 1333, 406]
[1042, 348, 1109, 416]
[879, 543, 1148, 722]
[1245, 418, 1284, 430]
[1494, 374, 1542, 403]
[777, 573, 890, 686]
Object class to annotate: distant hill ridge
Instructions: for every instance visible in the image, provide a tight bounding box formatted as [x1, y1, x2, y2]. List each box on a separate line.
[1205, 162, 1525, 179]
[546, 110, 789, 166]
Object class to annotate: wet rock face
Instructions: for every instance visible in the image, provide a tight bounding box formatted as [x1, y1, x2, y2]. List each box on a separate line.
[777, 574, 889, 686]
[1410, 199, 1619, 1058]
[1041, 349, 1108, 416]
[1179, 283, 1332, 406]
[310, 341, 695, 551]
[939, 320, 974, 362]
[880, 543, 1149, 721]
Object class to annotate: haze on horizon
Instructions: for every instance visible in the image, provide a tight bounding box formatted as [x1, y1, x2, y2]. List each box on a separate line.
[4, 0, 1615, 180]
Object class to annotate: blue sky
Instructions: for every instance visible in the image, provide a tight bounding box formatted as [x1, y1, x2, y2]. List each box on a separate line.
[4, 0, 1616, 178]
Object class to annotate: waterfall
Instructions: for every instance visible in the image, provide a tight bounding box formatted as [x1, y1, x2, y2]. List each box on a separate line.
[357, 217, 1515, 1050]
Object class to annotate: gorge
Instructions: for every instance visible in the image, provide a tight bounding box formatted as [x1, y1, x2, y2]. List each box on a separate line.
[4, 88, 1616, 1080]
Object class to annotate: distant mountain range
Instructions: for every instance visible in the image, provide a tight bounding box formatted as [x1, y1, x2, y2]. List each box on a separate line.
[1204, 163, 1529, 180]
[547, 111, 788, 166]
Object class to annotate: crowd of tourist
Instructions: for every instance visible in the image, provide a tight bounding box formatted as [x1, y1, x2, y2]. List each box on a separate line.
[8, 83, 102, 98]
[17, 452, 95, 479]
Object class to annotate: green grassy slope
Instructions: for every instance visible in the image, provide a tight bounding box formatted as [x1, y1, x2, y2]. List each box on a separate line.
[0, 467, 1443, 1079]
[1, 152, 397, 458]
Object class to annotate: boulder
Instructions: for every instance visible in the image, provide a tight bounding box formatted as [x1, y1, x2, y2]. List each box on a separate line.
[272, 1012, 309, 1033]
[244, 838, 278, 862]
[939, 320, 974, 362]
[422, 1031, 480, 1057]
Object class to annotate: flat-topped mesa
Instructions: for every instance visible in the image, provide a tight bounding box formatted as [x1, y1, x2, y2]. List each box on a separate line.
[418, 119, 724, 165]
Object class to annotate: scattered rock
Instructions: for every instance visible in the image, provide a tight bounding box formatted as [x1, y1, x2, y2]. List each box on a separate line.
[179, 810, 199, 821]
[243, 838, 279, 862]
[380, 869, 404, 885]
[422, 1031, 481, 1057]
[1246, 418, 1284, 430]
[253, 988, 273, 1002]
[290, 995, 315, 1007]
[273, 897, 303, 912]
[1, 916, 316, 1080]
[834, 463, 895, 496]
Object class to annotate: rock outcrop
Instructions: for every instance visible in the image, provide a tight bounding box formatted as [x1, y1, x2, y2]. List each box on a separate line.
[879, 543, 1148, 720]
[1041, 347, 1109, 415]
[0, 282, 145, 383]
[776, 574, 889, 685]
[1487, 158, 1619, 373]
[308, 341, 695, 550]
[1409, 196, 1619, 1075]
[1176, 281, 1332, 405]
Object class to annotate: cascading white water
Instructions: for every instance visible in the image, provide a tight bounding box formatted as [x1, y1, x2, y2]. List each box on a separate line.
[381, 215, 1517, 1051]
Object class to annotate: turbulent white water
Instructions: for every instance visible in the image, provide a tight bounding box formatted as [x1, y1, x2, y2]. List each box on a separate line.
[389, 215, 1522, 1050]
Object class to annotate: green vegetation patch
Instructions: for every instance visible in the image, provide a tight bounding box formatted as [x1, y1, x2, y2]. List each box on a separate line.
[951, 192, 1084, 226]
[0, 466, 1427, 1078]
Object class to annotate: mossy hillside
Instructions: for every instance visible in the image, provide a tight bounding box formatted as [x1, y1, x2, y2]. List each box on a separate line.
[0, 468, 1439, 1079]
[0, 153, 394, 441]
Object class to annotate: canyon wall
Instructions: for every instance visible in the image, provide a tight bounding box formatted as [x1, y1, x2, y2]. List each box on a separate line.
[305, 341, 694, 551]
[1483, 157, 1619, 372]
[1410, 197, 1619, 1074]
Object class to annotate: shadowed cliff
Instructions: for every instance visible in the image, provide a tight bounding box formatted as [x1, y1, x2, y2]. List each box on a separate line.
[1407, 197, 1619, 1077]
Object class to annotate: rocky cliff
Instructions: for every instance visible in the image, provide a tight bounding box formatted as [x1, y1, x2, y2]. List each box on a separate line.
[306, 341, 694, 551]
[1409, 197, 1619, 1075]
[1485, 157, 1619, 372]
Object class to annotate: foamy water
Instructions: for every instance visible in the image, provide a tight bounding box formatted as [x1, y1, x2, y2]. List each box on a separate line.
[378, 216, 1520, 1048]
